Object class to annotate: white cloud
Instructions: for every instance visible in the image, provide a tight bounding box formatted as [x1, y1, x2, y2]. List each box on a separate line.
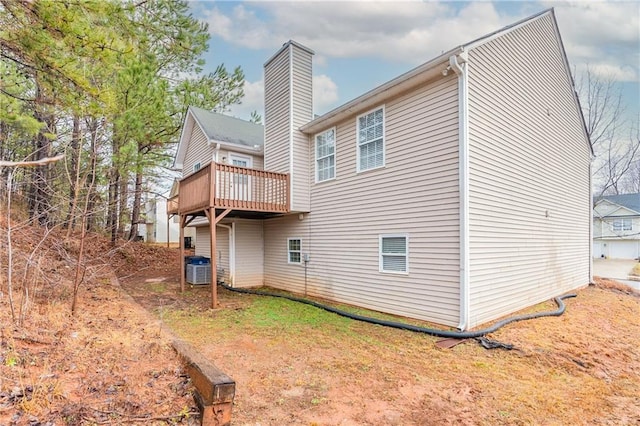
[313, 74, 339, 114]
[228, 79, 264, 121]
[545, 1, 639, 82]
[202, 1, 639, 84]
[228, 74, 340, 120]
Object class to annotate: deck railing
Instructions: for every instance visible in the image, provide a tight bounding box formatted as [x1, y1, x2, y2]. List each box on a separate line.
[167, 162, 289, 215]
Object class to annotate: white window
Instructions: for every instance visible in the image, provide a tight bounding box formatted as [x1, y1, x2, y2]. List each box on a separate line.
[288, 238, 301, 264]
[315, 128, 336, 182]
[613, 218, 632, 231]
[193, 162, 201, 172]
[357, 106, 385, 172]
[379, 234, 408, 274]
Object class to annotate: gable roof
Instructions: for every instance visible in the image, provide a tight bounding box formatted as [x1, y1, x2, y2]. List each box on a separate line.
[300, 8, 591, 154]
[595, 193, 640, 215]
[173, 106, 264, 169]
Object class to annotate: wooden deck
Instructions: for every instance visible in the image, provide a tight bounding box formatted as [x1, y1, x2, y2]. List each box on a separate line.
[167, 162, 289, 216]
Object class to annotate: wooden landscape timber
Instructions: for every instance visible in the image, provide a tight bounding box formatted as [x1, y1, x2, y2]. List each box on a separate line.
[172, 339, 236, 426]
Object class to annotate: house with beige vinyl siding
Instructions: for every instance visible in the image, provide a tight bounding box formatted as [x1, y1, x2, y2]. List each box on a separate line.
[593, 194, 640, 259]
[169, 8, 592, 329]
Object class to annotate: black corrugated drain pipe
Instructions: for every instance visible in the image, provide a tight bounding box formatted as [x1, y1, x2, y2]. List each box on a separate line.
[221, 283, 577, 340]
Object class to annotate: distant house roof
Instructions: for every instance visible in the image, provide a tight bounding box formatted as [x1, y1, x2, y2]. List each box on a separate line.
[595, 193, 640, 215]
[173, 106, 264, 169]
[189, 106, 264, 148]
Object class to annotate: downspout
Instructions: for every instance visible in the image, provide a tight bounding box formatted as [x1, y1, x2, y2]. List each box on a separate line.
[218, 223, 234, 287]
[213, 143, 221, 163]
[450, 51, 471, 331]
[589, 155, 593, 282]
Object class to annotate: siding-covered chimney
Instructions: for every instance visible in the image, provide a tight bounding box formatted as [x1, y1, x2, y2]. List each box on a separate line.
[264, 40, 314, 213]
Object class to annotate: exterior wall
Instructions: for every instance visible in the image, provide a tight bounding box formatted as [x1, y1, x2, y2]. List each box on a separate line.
[183, 123, 212, 177]
[233, 220, 265, 287]
[264, 215, 310, 293]
[264, 42, 313, 212]
[290, 46, 313, 212]
[265, 74, 461, 326]
[194, 225, 229, 283]
[467, 13, 591, 326]
[264, 46, 291, 175]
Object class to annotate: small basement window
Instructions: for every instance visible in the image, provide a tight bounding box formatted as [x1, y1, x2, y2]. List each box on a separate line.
[288, 238, 301, 264]
[379, 234, 408, 274]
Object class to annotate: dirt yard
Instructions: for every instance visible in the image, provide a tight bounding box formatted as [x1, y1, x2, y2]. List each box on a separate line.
[2, 224, 639, 425]
[120, 251, 640, 426]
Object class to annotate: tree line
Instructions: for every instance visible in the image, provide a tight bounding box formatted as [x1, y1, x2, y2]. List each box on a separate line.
[1, 1, 638, 245]
[0, 0, 249, 244]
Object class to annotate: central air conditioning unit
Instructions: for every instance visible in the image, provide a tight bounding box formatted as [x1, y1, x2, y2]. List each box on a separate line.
[186, 264, 211, 285]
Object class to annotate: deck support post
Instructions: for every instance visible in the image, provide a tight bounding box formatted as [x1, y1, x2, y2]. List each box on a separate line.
[205, 208, 233, 309]
[179, 215, 186, 292]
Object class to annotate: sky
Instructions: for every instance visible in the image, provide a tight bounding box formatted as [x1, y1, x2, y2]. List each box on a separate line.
[187, 0, 640, 127]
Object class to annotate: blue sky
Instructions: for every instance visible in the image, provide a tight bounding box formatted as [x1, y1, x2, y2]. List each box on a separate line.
[188, 1, 639, 127]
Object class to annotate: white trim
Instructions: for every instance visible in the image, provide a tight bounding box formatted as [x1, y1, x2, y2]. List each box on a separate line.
[356, 105, 385, 173]
[379, 234, 409, 274]
[314, 127, 336, 183]
[287, 237, 302, 264]
[288, 44, 295, 208]
[228, 152, 253, 168]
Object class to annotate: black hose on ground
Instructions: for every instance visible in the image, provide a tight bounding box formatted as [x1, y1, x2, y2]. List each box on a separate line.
[220, 283, 576, 339]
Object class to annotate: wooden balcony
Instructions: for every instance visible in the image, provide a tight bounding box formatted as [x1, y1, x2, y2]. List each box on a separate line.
[167, 162, 289, 216]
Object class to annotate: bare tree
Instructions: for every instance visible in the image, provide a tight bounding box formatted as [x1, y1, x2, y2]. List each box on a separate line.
[576, 66, 640, 196]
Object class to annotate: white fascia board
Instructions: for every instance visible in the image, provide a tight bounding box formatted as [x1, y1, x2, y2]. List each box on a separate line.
[300, 47, 462, 135]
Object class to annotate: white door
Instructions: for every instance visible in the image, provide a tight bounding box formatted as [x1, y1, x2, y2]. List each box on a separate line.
[229, 153, 253, 201]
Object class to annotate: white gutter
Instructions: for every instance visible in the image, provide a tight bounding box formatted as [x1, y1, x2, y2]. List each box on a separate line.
[300, 47, 463, 135]
[450, 51, 471, 331]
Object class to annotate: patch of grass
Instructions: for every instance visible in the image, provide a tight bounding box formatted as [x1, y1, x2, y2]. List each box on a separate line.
[631, 263, 640, 276]
[148, 282, 167, 293]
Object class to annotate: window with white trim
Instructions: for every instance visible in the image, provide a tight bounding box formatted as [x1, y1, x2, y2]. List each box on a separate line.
[379, 234, 408, 273]
[612, 218, 632, 231]
[193, 162, 201, 173]
[288, 238, 301, 264]
[357, 106, 384, 172]
[315, 128, 336, 182]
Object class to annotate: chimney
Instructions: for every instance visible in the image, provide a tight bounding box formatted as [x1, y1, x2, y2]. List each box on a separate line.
[264, 40, 314, 213]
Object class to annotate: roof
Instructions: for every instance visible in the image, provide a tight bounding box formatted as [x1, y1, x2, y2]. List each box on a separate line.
[300, 8, 591, 154]
[189, 106, 264, 148]
[595, 193, 640, 215]
[173, 106, 264, 169]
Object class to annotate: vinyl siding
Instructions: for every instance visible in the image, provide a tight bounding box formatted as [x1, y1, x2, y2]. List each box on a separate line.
[183, 124, 211, 177]
[233, 220, 265, 287]
[195, 225, 229, 283]
[467, 14, 591, 326]
[264, 47, 291, 175]
[264, 43, 312, 212]
[265, 75, 461, 326]
[264, 215, 310, 293]
[291, 46, 313, 212]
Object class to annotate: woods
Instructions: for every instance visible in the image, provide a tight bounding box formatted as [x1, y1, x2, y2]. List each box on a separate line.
[0, 0, 246, 243]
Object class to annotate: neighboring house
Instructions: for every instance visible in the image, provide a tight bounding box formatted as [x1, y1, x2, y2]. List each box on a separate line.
[593, 193, 640, 260]
[140, 194, 195, 245]
[169, 9, 592, 330]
